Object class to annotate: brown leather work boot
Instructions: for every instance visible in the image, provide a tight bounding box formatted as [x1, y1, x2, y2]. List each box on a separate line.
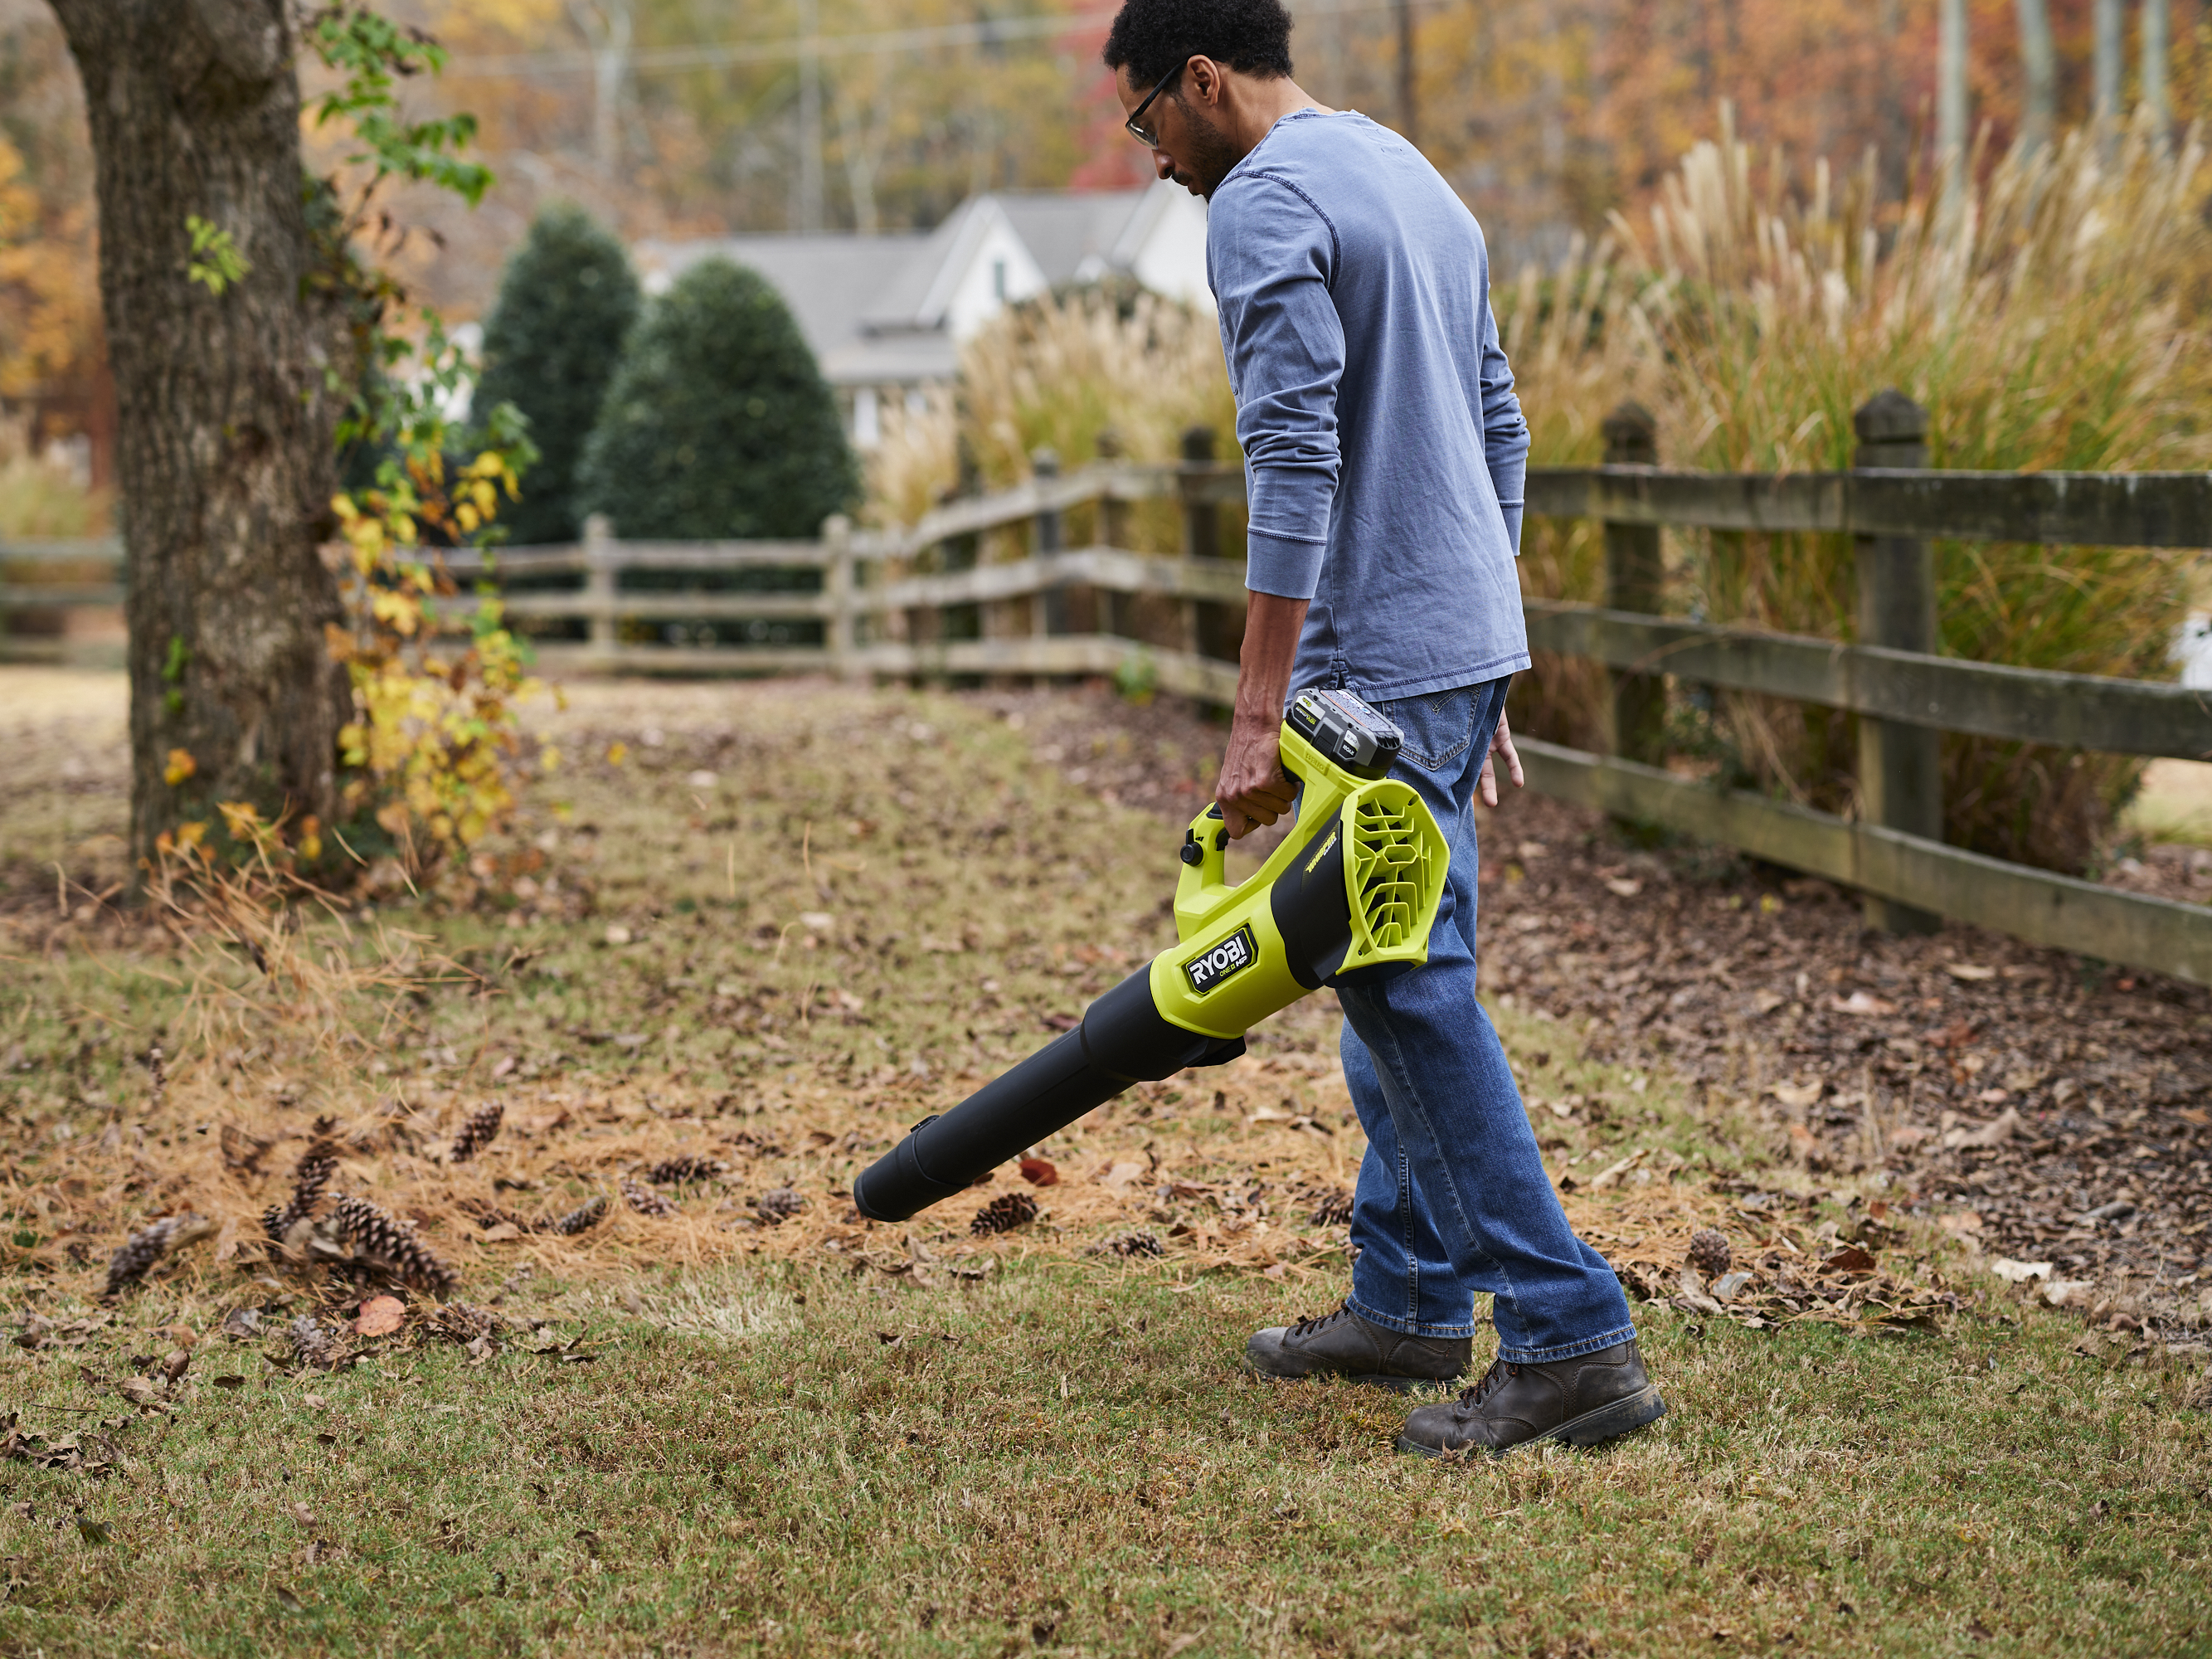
[1244, 1303, 1471, 1393]
[1396, 1339, 1665, 1457]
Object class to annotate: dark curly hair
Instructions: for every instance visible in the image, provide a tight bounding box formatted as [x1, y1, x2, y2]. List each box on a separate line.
[1102, 0, 1294, 86]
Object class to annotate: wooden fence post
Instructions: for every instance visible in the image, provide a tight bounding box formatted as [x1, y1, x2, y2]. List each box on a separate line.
[822, 513, 854, 679]
[582, 513, 617, 661]
[1602, 402, 1665, 763]
[1183, 425, 1239, 662]
[1854, 389, 1944, 935]
[1031, 446, 1077, 649]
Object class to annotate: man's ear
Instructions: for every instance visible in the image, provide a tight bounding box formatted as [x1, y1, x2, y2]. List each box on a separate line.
[1187, 53, 1225, 106]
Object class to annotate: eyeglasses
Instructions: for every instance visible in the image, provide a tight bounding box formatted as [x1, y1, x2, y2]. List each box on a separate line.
[1124, 60, 1184, 146]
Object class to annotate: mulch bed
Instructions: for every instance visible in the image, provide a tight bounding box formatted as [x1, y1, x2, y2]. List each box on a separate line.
[987, 684, 2212, 1348]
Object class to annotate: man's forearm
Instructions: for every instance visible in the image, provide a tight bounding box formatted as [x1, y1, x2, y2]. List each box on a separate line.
[1234, 591, 1309, 723]
[1215, 591, 1310, 837]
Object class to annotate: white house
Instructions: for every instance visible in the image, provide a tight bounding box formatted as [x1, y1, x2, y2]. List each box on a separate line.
[634, 182, 1210, 447]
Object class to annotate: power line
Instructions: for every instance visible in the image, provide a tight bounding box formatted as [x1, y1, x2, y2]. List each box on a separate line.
[437, 0, 1418, 81]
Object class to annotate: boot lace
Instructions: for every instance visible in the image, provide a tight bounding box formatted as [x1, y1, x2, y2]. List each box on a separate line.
[1456, 1356, 1519, 1411]
[1289, 1303, 1352, 1338]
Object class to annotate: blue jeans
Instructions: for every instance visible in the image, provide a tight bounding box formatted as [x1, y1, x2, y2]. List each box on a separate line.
[1328, 676, 1636, 1364]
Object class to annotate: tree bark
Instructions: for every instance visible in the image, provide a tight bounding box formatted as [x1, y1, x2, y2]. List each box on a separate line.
[2015, 0, 2057, 150]
[2140, 0, 2170, 139]
[2093, 0, 2124, 122]
[45, 0, 348, 873]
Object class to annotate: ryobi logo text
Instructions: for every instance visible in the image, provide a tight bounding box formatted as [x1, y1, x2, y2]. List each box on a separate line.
[1184, 924, 1258, 995]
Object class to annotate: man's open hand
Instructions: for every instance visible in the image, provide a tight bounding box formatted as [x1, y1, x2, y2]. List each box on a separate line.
[1476, 708, 1524, 808]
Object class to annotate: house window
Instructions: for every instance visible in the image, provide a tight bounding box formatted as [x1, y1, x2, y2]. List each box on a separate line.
[993, 258, 1007, 301]
[852, 386, 881, 450]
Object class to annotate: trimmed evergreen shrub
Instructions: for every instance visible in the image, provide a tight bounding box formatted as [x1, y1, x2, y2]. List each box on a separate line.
[576, 259, 858, 540]
[474, 204, 641, 545]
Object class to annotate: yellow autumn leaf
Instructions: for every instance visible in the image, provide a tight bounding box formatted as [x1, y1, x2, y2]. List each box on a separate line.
[537, 745, 560, 774]
[606, 741, 628, 766]
[163, 748, 197, 786]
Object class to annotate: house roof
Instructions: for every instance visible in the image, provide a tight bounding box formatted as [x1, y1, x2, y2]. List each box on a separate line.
[635, 183, 1208, 388]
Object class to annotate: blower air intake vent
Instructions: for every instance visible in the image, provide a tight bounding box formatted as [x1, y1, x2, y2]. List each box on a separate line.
[1346, 786, 1441, 957]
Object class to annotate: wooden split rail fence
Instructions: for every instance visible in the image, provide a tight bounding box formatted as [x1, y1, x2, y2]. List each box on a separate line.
[4, 401, 2209, 983]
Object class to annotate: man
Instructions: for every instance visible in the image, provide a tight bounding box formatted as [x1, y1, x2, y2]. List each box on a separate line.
[1105, 0, 1665, 1457]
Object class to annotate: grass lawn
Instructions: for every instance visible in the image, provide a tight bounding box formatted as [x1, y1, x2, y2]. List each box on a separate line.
[2, 674, 2208, 1657]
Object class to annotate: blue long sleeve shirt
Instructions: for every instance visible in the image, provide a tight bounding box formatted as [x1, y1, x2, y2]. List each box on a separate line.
[1208, 109, 1531, 701]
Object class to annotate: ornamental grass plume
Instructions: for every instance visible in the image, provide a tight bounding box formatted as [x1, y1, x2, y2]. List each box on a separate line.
[865, 284, 1241, 557]
[1500, 107, 2212, 873]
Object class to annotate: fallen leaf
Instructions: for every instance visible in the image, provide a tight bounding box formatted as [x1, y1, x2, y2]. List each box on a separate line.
[1991, 1258, 2052, 1282]
[1770, 1081, 1824, 1109]
[1604, 877, 1642, 898]
[1823, 1246, 1879, 1273]
[1889, 1123, 1933, 1148]
[220, 1307, 262, 1340]
[1017, 1157, 1058, 1187]
[301, 1393, 326, 1409]
[1938, 1211, 1986, 1235]
[290, 1501, 316, 1525]
[212, 1374, 246, 1390]
[1751, 990, 1787, 1015]
[1588, 1149, 1648, 1190]
[1944, 962, 1997, 980]
[1941, 1108, 2024, 1151]
[115, 1376, 161, 1408]
[2178, 1107, 2210, 1128]
[477, 1222, 523, 1243]
[352, 1296, 405, 1338]
[1096, 1161, 1146, 1192]
[2044, 1279, 2096, 1308]
[1831, 991, 1898, 1017]
[274, 1585, 305, 1613]
[77, 1519, 113, 1545]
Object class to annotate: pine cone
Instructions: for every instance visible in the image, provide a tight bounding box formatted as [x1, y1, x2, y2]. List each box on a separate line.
[970, 1193, 1038, 1236]
[1687, 1228, 1733, 1277]
[1309, 1188, 1354, 1228]
[289, 1315, 337, 1370]
[1094, 1230, 1164, 1258]
[103, 1214, 214, 1297]
[646, 1155, 727, 1185]
[449, 1102, 503, 1164]
[752, 1188, 805, 1225]
[329, 1194, 457, 1298]
[260, 1135, 338, 1243]
[545, 1196, 608, 1236]
[621, 1177, 676, 1218]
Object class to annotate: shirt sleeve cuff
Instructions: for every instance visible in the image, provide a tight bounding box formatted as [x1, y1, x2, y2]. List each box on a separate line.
[1243, 528, 1327, 601]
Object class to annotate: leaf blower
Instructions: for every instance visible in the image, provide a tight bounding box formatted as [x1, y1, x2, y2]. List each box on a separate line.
[853, 688, 1451, 1224]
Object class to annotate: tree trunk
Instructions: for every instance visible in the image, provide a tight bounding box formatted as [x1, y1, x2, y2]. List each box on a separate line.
[2093, 0, 2124, 122]
[2140, 0, 2170, 139]
[46, 0, 348, 873]
[2015, 0, 2057, 150]
[1937, 0, 1969, 160]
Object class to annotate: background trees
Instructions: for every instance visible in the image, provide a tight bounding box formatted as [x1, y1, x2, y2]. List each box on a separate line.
[576, 260, 857, 540]
[474, 204, 640, 546]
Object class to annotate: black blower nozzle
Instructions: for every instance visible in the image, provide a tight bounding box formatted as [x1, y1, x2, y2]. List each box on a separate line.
[849, 688, 1449, 1226]
[852, 971, 1244, 1223]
